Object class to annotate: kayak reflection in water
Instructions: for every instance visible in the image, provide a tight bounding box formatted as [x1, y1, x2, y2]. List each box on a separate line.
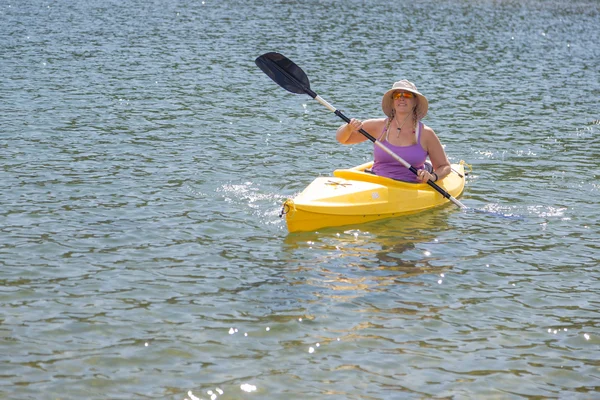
[336, 80, 451, 184]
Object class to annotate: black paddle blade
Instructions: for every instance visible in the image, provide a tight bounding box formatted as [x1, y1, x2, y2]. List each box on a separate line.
[255, 52, 314, 97]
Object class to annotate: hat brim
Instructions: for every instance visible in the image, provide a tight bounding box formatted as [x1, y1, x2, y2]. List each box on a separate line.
[381, 88, 428, 119]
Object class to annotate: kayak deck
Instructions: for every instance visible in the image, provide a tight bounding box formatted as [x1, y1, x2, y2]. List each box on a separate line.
[283, 161, 466, 232]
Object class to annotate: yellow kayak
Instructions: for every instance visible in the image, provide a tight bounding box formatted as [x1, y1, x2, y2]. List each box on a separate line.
[282, 161, 466, 233]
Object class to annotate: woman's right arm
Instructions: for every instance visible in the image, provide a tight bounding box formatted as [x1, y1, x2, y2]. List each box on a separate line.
[336, 118, 383, 144]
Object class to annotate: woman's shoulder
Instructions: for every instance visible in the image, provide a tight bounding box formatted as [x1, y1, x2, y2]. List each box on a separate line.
[418, 122, 437, 148]
[419, 123, 444, 151]
[420, 123, 437, 138]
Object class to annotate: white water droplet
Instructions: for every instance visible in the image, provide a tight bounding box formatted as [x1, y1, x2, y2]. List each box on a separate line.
[308, 346, 315, 353]
[228, 328, 235, 335]
[266, 327, 270, 331]
[240, 383, 257, 392]
[584, 333, 590, 340]
[438, 279, 443, 284]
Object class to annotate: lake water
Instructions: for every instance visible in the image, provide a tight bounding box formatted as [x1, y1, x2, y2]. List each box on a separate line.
[1, 0, 599, 399]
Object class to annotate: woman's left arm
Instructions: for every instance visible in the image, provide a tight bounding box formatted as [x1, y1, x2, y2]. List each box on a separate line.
[422, 127, 451, 182]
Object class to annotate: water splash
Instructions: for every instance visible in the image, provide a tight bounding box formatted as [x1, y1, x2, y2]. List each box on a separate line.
[465, 204, 525, 220]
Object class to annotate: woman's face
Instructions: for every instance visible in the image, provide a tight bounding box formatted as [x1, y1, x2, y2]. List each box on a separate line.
[393, 91, 416, 113]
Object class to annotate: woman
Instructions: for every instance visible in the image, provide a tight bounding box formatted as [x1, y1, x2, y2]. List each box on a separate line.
[336, 80, 450, 183]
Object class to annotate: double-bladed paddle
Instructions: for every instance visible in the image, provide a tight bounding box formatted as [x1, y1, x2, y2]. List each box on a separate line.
[255, 51, 468, 210]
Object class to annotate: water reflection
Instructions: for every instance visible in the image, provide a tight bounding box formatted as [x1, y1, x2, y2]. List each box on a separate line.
[282, 207, 454, 260]
[280, 209, 458, 312]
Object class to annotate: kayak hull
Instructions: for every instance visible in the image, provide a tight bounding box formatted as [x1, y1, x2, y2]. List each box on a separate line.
[283, 161, 466, 233]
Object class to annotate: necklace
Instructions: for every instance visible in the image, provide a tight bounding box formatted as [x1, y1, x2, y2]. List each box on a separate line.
[395, 113, 414, 138]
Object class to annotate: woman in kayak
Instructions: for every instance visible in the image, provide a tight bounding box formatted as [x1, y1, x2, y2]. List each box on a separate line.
[336, 80, 451, 183]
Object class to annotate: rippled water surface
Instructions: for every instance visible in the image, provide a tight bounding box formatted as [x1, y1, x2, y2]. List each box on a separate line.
[1, 0, 599, 399]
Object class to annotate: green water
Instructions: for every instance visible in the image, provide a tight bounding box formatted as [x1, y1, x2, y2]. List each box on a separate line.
[1, 0, 599, 399]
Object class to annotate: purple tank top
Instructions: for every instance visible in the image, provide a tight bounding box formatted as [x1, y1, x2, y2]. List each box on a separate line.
[372, 121, 427, 182]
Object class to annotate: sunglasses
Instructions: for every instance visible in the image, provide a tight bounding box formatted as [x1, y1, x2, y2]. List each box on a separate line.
[393, 92, 414, 100]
